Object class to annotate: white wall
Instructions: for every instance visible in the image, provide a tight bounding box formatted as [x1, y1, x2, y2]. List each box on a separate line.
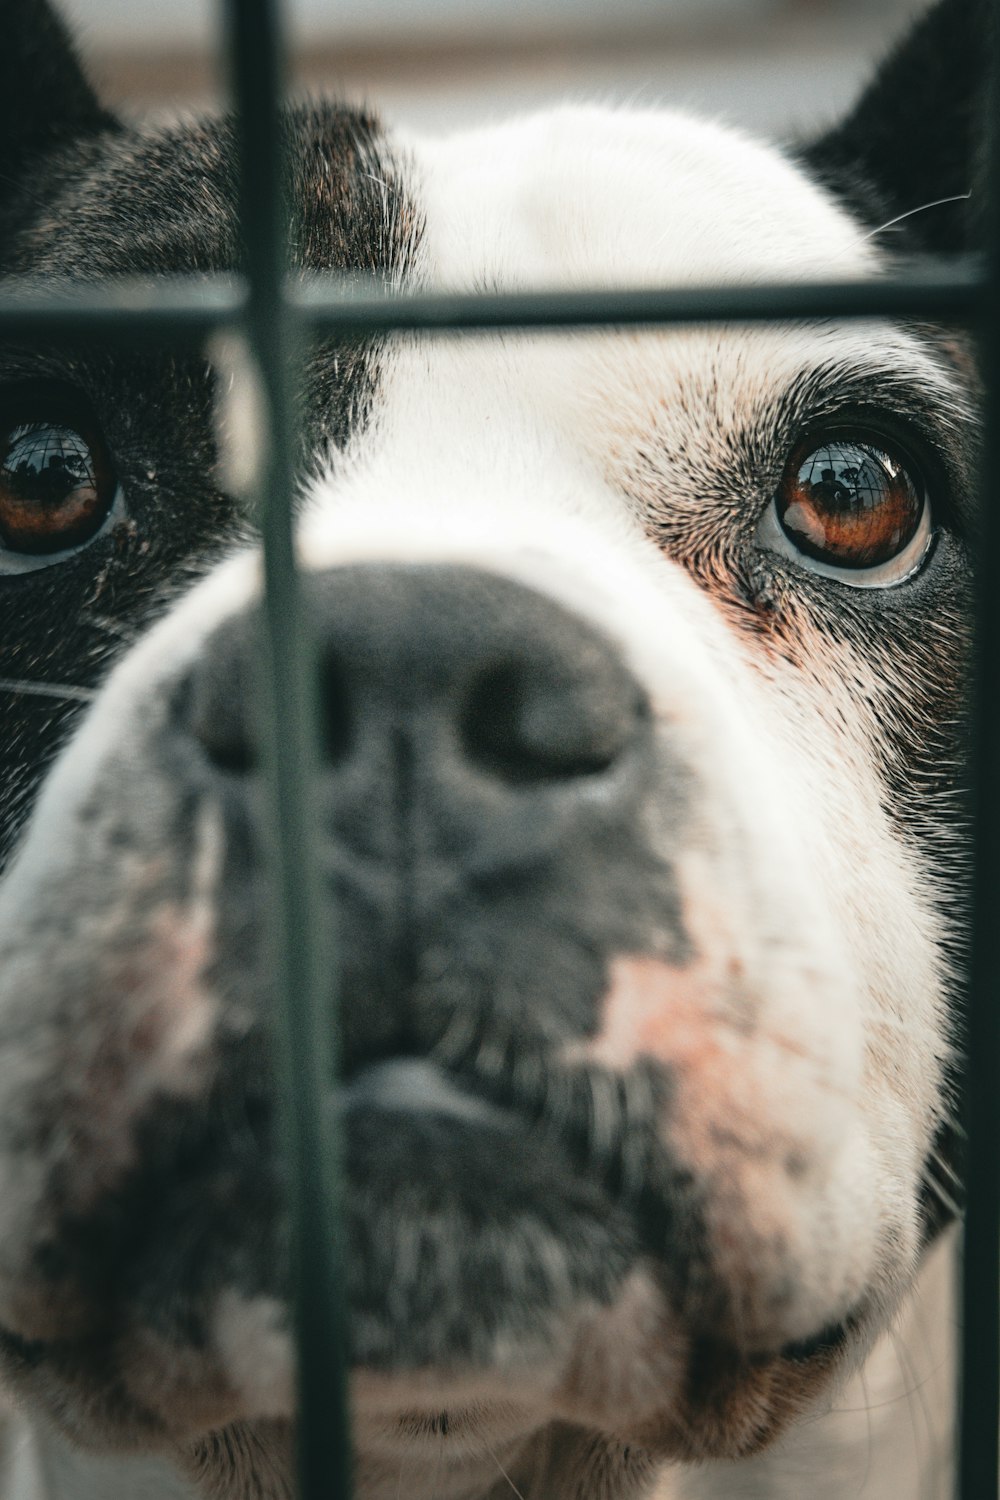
[59, 0, 929, 139]
[60, 0, 901, 48]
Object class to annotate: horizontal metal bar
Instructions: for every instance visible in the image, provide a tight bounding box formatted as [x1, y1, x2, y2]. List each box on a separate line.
[0, 278, 248, 341]
[295, 260, 986, 333]
[0, 258, 984, 341]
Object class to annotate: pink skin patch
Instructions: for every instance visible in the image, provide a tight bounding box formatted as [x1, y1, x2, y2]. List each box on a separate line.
[565, 952, 745, 1075]
[565, 941, 856, 1349]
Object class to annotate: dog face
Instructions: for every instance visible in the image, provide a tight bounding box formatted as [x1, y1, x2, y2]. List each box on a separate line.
[0, 3, 979, 1495]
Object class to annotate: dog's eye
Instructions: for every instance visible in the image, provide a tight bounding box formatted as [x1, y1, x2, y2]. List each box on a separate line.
[763, 433, 932, 588]
[0, 392, 119, 568]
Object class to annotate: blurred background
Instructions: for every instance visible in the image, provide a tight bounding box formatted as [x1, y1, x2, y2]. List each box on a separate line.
[62, 0, 927, 139]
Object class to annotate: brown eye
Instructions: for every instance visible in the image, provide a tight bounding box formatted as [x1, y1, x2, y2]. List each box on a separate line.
[0, 398, 116, 557]
[775, 435, 927, 571]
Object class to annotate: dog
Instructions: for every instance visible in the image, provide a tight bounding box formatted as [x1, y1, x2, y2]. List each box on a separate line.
[0, 0, 982, 1495]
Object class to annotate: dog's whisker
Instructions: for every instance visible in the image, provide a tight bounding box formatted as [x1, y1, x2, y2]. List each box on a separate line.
[889, 1325, 939, 1481]
[427, 993, 478, 1070]
[859, 191, 972, 242]
[935, 1109, 968, 1141]
[619, 1064, 656, 1204]
[82, 612, 138, 645]
[921, 1169, 963, 1221]
[586, 1065, 622, 1171]
[479, 1436, 528, 1500]
[927, 1144, 962, 1190]
[545, 1062, 574, 1143]
[828, 1359, 947, 1416]
[0, 677, 96, 704]
[429, 1431, 447, 1500]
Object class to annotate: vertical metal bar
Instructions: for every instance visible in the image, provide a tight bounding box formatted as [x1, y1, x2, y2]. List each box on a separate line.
[960, 4, 1000, 1494]
[223, 1, 353, 1494]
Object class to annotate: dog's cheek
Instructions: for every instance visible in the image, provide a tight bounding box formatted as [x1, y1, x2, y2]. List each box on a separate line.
[564, 830, 875, 1353]
[546, 1265, 685, 1430]
[545, 1268, 849, 1465]
[674, 597, 955, 1285]
[0, 817, 226, 1340]
[750, 630, 954, 1183]
[0, 559, 264, 1343]
[0, 1338, 257, 1464]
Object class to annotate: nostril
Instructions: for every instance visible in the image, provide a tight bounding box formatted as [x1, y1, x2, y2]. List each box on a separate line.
[460, 661, 643, 784]
[181, 634, 354, 777]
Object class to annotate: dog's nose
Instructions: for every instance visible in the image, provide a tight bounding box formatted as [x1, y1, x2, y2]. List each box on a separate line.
[186, 564, 649, 800]
[179, 564, 657, 1071]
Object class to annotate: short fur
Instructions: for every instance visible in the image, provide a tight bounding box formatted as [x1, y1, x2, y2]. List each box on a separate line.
[0, 3, 979, 1497]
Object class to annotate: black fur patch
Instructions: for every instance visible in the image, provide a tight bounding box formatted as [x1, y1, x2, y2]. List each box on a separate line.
[0, 7, 422, 869]
[801, 0, 990, 251]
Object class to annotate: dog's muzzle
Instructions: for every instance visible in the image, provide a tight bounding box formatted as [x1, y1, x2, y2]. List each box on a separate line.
[178, 565, 661, 1074]
[0, 558, 872, 1450]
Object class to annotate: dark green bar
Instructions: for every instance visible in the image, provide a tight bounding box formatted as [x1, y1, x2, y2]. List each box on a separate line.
[959, 6, 1000, 1497]
[223, 0, 353, 1496]
[0, 281, 243, 342]
[0, 258, 984, 341]
[294, 260, 984, 332]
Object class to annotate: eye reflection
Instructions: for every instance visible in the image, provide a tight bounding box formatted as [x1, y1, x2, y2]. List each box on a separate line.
[4, 423, 95, 508]
[0, 411, 116, 556]
[777, 436, 924, 569]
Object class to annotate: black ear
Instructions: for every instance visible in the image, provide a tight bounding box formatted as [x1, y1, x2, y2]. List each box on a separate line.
[0, 0, 117, 200]
[803, 0, 990, 253]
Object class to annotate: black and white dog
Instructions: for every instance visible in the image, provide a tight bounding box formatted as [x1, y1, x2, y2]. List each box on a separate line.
[0, 1, 981, 1495]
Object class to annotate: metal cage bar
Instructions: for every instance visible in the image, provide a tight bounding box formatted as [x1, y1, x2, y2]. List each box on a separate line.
[958, 2, 1000, 1494]
[225, 1, 353, 1495]
[0, 259, 985, 341]
[0, 0, 993, 1496]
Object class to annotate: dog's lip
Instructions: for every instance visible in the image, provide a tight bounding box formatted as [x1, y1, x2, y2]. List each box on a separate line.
[340, 1056, 518, 1131]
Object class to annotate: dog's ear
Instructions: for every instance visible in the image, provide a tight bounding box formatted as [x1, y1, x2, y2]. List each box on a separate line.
[803, 0, 989, 253]
[0, 0, 117, 202]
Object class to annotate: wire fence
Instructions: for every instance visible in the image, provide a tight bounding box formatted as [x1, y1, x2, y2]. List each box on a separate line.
[1, 0, 997, 1496]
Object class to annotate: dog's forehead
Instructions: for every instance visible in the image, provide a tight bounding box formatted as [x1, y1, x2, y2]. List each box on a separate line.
[406, 106, 877, 288]
[307, 106, 957, 551]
